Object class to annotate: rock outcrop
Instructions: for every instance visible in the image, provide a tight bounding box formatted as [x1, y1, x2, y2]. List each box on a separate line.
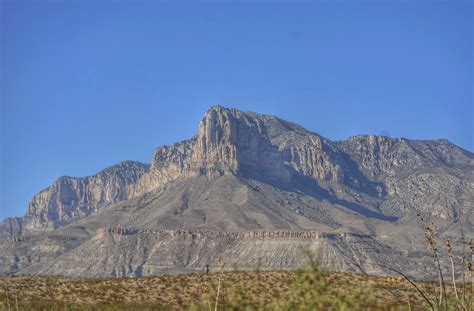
[338, 135, 474, 218]
[136, 106, 377, 193]
[20, 161, 149, 231]
[1, 105, 472, 277]
[0, 217, 22, 244]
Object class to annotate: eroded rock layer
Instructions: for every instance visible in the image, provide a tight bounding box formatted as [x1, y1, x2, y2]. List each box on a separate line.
[1, 105, 472, 277]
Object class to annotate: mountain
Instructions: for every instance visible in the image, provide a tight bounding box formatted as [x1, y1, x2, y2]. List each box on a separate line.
[1, 105, 472, 277]
[0, 161, 150, 242]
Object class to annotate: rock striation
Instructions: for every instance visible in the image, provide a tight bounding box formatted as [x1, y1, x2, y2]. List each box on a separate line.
[0, 105, 472, 277]
[135, 106, 382, 195]
[2, 161, 150, 235]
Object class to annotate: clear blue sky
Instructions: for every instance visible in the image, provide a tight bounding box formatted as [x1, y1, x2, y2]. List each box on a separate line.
[1, 0, 472, 219]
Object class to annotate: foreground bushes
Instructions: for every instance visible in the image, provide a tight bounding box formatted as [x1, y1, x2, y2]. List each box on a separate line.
[1, 262, 471, 310]
[189, 265, 380, 311]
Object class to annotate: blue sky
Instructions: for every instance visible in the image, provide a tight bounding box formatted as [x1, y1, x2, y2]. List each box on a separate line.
[1, 0, 472, 219]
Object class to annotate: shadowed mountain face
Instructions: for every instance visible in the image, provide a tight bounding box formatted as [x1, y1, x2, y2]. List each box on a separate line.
[1, 106, 473, 277]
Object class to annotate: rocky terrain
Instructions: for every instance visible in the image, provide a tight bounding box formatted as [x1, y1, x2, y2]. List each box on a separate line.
[0, 105, 472, 278]
[0, 161, 149, 243]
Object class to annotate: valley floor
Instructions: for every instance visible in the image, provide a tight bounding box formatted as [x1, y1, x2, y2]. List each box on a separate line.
[1, 269, 470, 310]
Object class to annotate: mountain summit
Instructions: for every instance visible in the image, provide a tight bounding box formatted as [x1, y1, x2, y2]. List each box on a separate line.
[1, 106, 472, 277]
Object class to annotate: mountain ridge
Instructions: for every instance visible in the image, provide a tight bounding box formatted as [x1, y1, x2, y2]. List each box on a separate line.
[1, 105, 472, 277]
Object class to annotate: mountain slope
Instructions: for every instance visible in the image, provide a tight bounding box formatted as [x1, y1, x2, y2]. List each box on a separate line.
[0, 161, 149, 243]
[1, 105, 472, 277]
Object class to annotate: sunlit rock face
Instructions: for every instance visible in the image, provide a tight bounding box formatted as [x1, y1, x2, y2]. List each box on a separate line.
[1, 105, 472, 277]
[134, 105, 346, 194]
[5, 105, 472, 232]
[23, 161, 150, 231]
[192, 106, 290, 180]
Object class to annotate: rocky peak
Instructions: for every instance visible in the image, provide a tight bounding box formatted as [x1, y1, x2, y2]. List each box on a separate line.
[24, 161, 150, 230]
[339, 135, 474, 178]
[193, 106, 239, 171]
[153, 106, 355, 184]
[338, 135, 405, 177]
[152, 139, 196, 171]
[192, 106, 289, 180]
[6, 105, 472, 239]
[130, 138, 197, 195]
[406, 139, 474, 170]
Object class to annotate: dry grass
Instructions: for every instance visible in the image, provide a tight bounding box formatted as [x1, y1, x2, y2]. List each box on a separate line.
[1, 269, 466, 310]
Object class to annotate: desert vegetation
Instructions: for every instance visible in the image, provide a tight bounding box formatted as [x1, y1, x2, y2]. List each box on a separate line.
[1, 264, 471, 311]
[367, 213, 473, 311]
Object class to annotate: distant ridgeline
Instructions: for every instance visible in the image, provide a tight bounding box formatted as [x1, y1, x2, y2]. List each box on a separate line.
[1, 105, 472, 277]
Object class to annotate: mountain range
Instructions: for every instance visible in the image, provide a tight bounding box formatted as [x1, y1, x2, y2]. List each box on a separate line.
[1, 105, 472, 277]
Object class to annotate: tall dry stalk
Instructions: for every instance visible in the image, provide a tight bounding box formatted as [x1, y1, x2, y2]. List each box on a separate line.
[424, 223, 448, 310]
[460, 222, 467, 305]
[452, 218, 472, 311]
[390, 211, 474, 311]
[3, 285, 11, 311]
[198, 264, 211, 311]
[445, 239, 459, 300]
[214, 257, 224, 311]
[466, 239, 473, 310]
[376, 262, 435, 311]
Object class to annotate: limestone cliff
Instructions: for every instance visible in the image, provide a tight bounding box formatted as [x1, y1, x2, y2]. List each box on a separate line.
[1, 105, 473, 277]
[23, 161, 149, 230]
[338, 135, 474, 218]
[5, 106, 472, 235]
[192, 106, 290, 180]
[138, 106, 357, 190]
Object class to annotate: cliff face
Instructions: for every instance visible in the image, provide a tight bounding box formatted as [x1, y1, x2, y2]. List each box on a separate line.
[138, 106, 358, 191]
[338, 135, 474, 219]
[13, 105, 473, 232]
[192, 106, 354, 184]
[338, 135, 474, 178]
[192, 106, 290, 180]
[1, 105, 473, 277]
[0, 217, 22, 244]
[131, 138, 197, 196]
[23, 161, 150, 231]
